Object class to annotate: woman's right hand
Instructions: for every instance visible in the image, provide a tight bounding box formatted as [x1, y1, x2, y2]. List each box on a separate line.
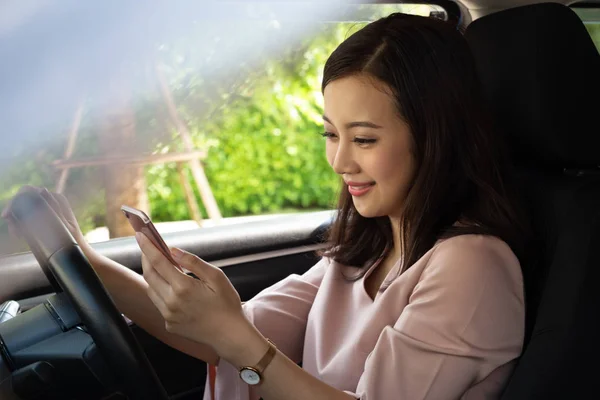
[2, 186, 87, 247]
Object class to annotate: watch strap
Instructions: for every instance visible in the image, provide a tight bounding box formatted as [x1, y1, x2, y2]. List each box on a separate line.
[254, 339, 276, 375]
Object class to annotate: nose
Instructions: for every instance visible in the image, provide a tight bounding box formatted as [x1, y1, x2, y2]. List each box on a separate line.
[329, 141, 358, 175]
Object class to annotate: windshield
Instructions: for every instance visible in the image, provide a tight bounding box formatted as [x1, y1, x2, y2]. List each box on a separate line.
[0, 2, 442, 257]
[574, 7, 600, 50]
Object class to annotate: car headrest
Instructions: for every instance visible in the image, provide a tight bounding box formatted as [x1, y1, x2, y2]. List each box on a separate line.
[465, 3, 600, 169]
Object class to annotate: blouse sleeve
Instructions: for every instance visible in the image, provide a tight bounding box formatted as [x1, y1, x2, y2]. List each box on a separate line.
[208, 257, 328, 400]
[345, 237, 525, 400]
[242, 257, 328, 363]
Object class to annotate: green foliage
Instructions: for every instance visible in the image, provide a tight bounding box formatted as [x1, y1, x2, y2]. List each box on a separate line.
[0, 5, 424, 256]
[0, 23, 361, 240]
[585, 23, 600, 51]
[146, 23, 365, 221]
[0, 4, 436, 246]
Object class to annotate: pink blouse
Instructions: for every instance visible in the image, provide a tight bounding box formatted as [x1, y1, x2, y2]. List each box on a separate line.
[204, 234, 525, 399]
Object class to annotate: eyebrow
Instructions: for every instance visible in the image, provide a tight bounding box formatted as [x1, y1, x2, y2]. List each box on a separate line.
[322, 115, 383, 130]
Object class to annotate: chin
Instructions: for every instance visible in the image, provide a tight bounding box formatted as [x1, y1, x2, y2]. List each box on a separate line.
[353, 204, 385, 219]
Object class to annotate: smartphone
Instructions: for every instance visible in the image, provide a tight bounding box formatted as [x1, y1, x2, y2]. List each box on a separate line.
[120, 205, 180, 269]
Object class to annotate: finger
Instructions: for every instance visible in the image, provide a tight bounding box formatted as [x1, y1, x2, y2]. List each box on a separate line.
[40, 188, 62, 216]
[137, 233, 184, 285]
[141, 253, 172, 301]
[171, 247, 216, 279]
[54, 192, 75, 217]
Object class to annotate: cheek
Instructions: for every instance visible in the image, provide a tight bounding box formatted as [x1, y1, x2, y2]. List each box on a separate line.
[372, 150, 400, 179]
[376, 148, 415, 191]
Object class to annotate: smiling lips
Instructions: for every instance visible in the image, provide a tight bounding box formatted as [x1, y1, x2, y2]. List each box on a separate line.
[346, 181, 376, 197]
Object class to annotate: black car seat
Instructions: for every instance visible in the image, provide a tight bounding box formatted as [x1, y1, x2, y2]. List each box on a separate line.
[465, 3, 600, 399]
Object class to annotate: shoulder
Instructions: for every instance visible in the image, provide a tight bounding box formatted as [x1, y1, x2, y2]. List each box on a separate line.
[420, 234, 523, 292]
[431, 234, 519, 265]
[397, 235, 525, 374]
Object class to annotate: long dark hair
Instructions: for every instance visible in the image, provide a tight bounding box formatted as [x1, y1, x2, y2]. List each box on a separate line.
[321, 13, 530, 287]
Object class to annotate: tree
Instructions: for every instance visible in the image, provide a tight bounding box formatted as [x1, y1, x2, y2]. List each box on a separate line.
[98, 78, 149, 238]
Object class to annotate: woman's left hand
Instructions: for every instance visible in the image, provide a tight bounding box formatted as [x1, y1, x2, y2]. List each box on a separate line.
[136, 232, 247, 357]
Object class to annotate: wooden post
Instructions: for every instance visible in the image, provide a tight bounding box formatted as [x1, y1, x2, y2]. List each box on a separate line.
[52, 150, 207, 169]
[156, 64, 222, 220]
[177, 163, 203, 226]
[99, 79, 149, 238]
[55, 101, 84, 193]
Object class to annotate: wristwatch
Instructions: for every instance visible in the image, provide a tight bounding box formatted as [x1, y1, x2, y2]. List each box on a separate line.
[239, 339, 277, 385]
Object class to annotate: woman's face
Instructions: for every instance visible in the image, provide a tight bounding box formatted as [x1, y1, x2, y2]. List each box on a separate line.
[323, 74, 416, 219]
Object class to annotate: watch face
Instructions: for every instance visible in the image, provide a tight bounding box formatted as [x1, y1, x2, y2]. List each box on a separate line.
[240, 368, 261, 385]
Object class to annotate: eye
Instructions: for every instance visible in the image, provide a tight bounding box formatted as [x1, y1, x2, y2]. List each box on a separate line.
[321, 132, 337, 140]
[352, 137, 377, 145]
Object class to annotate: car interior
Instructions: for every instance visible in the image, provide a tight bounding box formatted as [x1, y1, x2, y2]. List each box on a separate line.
[0, 1, 598, 399]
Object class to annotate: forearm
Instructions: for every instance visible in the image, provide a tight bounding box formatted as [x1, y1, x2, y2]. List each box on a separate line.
[222, 322, 356, 400]
[80, 242, 220, 364]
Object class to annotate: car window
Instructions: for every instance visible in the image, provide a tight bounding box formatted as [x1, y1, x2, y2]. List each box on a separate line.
[0, 3, 444, 257]
[574, 7, 600, 50]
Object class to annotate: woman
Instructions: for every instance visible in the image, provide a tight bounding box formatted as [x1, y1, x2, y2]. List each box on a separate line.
[5, 13, 529, 400]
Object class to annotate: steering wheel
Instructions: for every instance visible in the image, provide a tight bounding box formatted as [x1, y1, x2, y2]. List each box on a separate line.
[8, 190, 169, 400]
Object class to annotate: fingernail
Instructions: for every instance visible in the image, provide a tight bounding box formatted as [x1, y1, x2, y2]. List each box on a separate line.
[171, 247, 184, 260]
[135, 232, 142, 242]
